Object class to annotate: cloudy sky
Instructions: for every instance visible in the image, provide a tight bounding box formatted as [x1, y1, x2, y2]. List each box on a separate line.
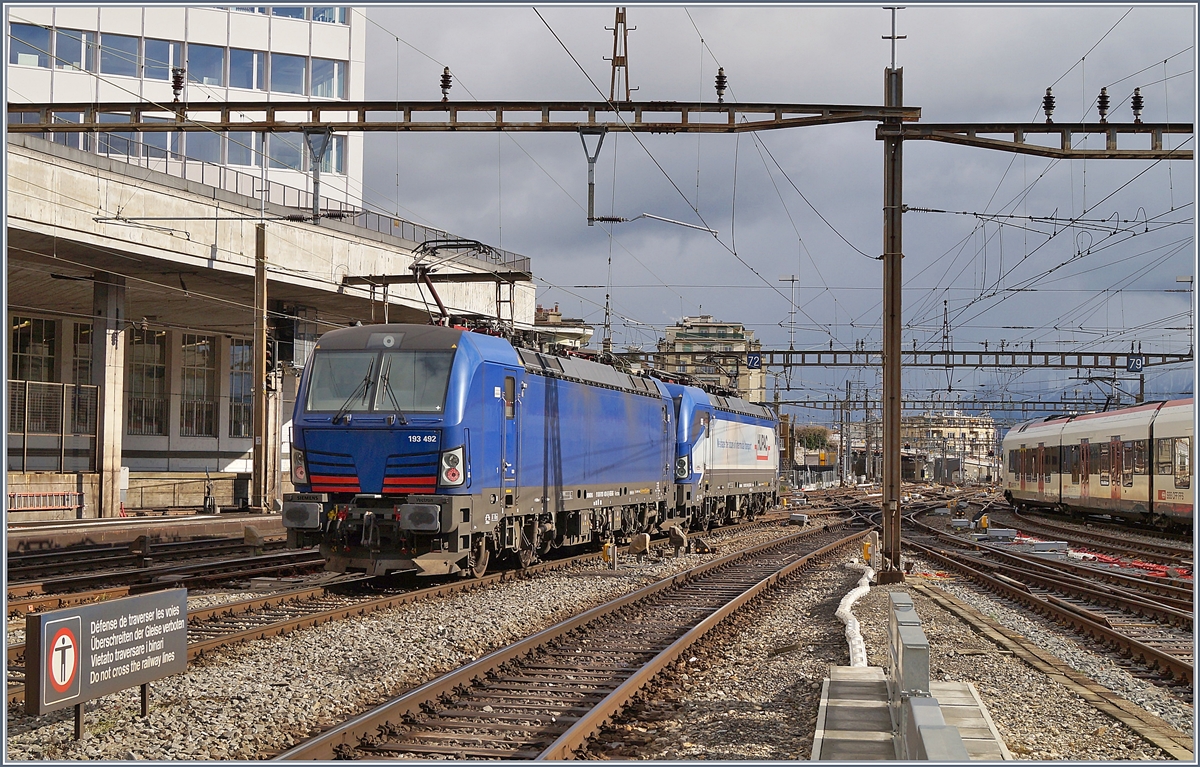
[357, 3, 1196, 421]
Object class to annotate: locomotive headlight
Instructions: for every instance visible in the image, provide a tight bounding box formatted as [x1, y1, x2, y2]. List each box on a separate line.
[675, 456, 690, 479]
[440, 446, 466, 487]
[291, 449, 308, 484]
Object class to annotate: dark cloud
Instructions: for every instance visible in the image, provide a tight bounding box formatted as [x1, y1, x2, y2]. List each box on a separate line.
[359, 5, 1195, 413]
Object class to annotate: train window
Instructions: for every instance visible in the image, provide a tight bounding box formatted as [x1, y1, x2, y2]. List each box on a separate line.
[1089, 443, 1100, 475]
[1069, 445, 1080, 484]
[1174, 437, 1191, 489]
[504, 377, 515, 419]
[1099, 443, 1109, 486]
[305, 351, 376, 412]
[1133, 440, 1148, 475]
[1007, 449, 1017, 474]
[1122, 441, 1134, 487]
[1156, 438, 1174, 475]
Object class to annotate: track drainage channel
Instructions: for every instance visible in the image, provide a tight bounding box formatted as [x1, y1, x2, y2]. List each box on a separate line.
[276, 525, 864, 760]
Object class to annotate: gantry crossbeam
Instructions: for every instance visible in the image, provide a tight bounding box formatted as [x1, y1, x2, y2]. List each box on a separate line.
[6, 100, 921, 133]
[625, 348, 1190, 369]
[778, 398, 1108, 413]
[877, 122, 1193, 160]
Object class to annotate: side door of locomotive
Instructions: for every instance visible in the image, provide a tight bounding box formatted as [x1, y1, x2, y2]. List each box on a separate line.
[484, 366, 522, 513]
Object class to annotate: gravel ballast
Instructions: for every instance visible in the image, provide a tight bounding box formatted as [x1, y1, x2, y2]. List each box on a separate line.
[5, 521, 815, 760]
[589, 555, 1192, 761]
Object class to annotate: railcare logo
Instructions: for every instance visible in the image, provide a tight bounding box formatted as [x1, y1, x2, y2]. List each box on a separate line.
[755, 433, 772, 461]
[43, 616, 82, 706]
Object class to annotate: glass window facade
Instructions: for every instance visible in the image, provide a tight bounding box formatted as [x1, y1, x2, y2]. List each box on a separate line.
[144, 38, 179, 80]
[180, 334, 217, 437]
[227, 131, 261, 167]
[99, 33, 139, 77]
[188, 43, 225, 86]
[229, 338, 253, 438]
[312, 7, 348, 24]
[268, 132, 304, 170]
[272, 7, 307, 19]
[72, 323, 92, 385]
[311, 58, 344, 98]
[229, 48, 265, 90]
[127, 329, 167, 435]
[97, 113, 137, 157]
[185, 131, 222, 164]
[270, 52, 306, 94]
[55, 29, 95, 71]
[10, 316, 57, 382]
[10, 23, 51, 68]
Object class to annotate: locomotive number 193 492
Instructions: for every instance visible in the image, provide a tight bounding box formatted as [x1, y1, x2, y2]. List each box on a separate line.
[408, 435, 438, 443]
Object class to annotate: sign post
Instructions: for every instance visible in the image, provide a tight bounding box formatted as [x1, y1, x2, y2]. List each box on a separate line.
[26, 589, 188, 737]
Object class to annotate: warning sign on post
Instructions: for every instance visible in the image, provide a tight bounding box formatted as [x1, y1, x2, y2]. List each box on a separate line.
[26, 589, 187, 716]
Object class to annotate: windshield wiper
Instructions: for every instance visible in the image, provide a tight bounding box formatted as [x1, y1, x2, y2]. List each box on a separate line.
[332, 365, 374, 424]
[378, 357, 409, 425]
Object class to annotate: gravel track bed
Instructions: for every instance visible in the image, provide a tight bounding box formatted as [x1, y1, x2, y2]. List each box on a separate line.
[987, 508, 1192, 551]
[588, 554, 1191, 761]
[4, 520, 816, 760]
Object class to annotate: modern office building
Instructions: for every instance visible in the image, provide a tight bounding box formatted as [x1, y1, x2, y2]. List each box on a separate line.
[6, 5, 365, 202]
[6, 7, 537, 519]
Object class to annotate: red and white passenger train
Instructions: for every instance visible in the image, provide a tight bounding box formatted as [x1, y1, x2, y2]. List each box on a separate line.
[1003, 398, 1194, 527]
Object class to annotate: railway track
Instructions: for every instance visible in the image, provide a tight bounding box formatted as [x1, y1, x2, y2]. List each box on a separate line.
[8, 514, 804, 709]
[6, 548, 325, 599]
[6, 536, 286, 582]
[272, 524, 864, 760]
[1001, 510, 1194, 567]
[903, 537, 1193, 689]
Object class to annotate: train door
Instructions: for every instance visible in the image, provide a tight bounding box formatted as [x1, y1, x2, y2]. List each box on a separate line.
[1037, 443, 1045, 494]
[499, 371, 519, 508]
[1109, 436, 1122, 501]
[1018, 446, 1026, 492]
[1079, 439, 1089, 500]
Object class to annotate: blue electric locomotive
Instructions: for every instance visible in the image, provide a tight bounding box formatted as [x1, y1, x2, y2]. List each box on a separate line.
[282, 323, 778, 577]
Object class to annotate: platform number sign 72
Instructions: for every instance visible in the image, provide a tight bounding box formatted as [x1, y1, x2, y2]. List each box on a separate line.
[747, 352, 762, 370]
[1126, 355, 1145, 373]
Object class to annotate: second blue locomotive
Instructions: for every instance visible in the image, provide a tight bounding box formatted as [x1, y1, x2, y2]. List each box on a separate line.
[281, 324, 778, 577]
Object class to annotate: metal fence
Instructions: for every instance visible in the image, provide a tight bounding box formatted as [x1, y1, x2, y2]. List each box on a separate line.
[179, 398, 217, 437]
[7, 380, 99, 472]
[127, 396, 166, 436]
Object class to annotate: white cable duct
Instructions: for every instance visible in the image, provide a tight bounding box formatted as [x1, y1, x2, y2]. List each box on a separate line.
[836, 561, 875, 667]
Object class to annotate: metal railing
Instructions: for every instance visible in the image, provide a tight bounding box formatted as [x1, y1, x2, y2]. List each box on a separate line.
[20, 132, 531, 273]
[179, 398, 217, 437]
[127, 395, 166, 436]
[7, 380, 98, 472]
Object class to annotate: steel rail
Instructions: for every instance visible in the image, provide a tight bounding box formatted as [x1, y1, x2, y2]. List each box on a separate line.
[939, 549, 1192, 629]
[907, 515, 1194, 605]
[9, 518, 790, 707]
[6, 549, 325, 597]
[905, 539, 1192, 685]
[536, 533, 862, 759]
[1010, 510, 1194, 564]
[273, 525, 861, 760]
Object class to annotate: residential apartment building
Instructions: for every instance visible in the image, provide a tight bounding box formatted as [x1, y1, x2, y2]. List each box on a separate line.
[6, 6, 365, 202]
[901, 410, 1000, 482]
[655, 315, 765, 403]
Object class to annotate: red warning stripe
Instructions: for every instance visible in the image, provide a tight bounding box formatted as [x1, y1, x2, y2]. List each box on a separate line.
[383, 476, 437, 491]
[310, 475, 361, 493]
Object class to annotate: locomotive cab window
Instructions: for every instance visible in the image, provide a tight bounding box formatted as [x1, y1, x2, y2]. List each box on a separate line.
[305, 349, 455, 413]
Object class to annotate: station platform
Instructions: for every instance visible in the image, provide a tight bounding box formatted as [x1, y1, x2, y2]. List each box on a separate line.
[811, 666, 1011, 760]
[6, 512, 284, 552]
